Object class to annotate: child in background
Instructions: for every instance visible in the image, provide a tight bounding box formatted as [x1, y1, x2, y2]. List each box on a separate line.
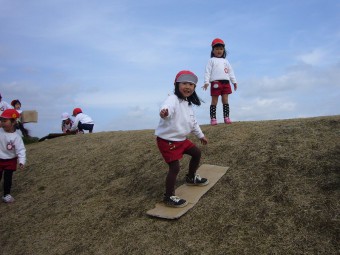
[0, 109, 26, 203]
[0, 93, 12, 129]
[0, 93, 12, 114]
[61, 112, 74, 133]
[155, 70, 209, 208]
[70, 108, 94, 133]
[11, 99, 29, 137]
[203, 38, 238, 125]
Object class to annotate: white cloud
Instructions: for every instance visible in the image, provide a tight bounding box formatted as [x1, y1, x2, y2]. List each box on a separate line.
[296, 48, 328, 65]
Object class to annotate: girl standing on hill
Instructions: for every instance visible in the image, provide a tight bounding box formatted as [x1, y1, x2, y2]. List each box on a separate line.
[0, 109, 26, 203]
[202, 38, 238, 125]
[155, 70, 209, 208]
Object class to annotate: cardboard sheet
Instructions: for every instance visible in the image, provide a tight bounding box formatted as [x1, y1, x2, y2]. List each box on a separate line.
[146, 164, 229, 219]
[21, 110, 38, 123]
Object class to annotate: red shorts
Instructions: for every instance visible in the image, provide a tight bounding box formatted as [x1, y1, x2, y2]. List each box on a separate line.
[0, 158, 17, 171]
[157, 137, 195, 163]
[210, 80, 232, 96]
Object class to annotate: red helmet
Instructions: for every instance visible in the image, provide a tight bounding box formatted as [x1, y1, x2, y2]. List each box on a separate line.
[174, 70, 198, 85]
[0, 109, 20, 119]
[211, 38, 225, 47]
[72, 108, 82, 116]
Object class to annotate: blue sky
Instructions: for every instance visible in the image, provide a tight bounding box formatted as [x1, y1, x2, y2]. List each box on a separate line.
[1, 0, 339, 138]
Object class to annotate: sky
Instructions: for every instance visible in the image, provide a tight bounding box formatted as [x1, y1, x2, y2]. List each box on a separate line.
[1, 0, 339, 138]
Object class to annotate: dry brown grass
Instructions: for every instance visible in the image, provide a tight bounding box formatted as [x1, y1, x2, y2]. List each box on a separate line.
[1, 115, 339, 255]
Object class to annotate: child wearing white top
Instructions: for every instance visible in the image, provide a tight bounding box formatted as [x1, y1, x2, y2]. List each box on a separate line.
[61, 112, 74, 133]
[155, 70, 209, 208]
[71, 108, 94, 133]
[0, 109, 26, 203]
[11, 99, 29, 137]
[203, 38, 238, 125]
[0, 93, 12, 129]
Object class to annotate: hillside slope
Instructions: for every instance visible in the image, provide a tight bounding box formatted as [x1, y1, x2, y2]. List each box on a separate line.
[1, 116, 339, 255]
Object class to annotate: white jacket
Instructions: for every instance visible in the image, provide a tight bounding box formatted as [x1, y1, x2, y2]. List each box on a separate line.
[0, 101, 12, 114]
[0, 128, 26, 165]
[204, 57, 237, 84]
[155, 95, 204, 141]
[71, 113, 94, 131]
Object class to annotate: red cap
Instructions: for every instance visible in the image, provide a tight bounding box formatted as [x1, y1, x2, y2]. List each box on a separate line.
[211, 38, 225, 47]
[174, 70, 198, 85]
[72, 108, 82, 116]
[0, 109, 20, 119]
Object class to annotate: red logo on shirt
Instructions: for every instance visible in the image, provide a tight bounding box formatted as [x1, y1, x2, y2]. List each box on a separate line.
[7, 141, 15, 150]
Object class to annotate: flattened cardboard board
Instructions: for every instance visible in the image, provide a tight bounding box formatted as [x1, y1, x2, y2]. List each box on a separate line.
[146, 164, 229, 219]
[21, 110, 38, 123]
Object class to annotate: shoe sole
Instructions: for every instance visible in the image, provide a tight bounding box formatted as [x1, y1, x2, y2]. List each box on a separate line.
[164, 200, 188, 208]
[2, 199, 15, 203]
[186, 180, 209, 186]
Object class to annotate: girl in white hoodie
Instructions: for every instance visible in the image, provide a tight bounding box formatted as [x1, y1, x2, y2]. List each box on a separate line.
[155, 70, 208, 208]
[203, 38, 238, 125]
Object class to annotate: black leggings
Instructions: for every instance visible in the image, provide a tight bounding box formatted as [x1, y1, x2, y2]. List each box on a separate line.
[0, 170, 14, 196]
[165, 146, 201, 196]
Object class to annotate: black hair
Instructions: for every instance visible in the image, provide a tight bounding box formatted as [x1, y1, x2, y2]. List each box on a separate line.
[210, 44, 227, 58]
[11, 99, 21, 107]
[174, 82, 204, 106]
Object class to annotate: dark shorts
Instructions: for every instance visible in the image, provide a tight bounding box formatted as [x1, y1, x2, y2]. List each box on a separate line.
[78, 122, 94, 132]
[210, 80, 232, 96]
[157, 137, 195, 163]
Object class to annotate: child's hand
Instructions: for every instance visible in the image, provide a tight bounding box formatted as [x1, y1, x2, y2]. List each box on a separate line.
[234, 83, 238, 91]
[200, 137, 208, 145]
[19, 163, 25, 170]
[202, 83, 209, 91]
[160, 109, 169, 118]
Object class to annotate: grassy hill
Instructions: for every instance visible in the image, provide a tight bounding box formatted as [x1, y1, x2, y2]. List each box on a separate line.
[0, 115, 339, 255]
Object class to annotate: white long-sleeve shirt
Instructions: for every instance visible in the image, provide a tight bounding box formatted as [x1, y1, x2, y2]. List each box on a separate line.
[204, 57, 237, 84]
[71, 113, 94, 131]
[0, 101, 13, 114]
[0, 128, 26, 165]
[155, 95, 204, 141]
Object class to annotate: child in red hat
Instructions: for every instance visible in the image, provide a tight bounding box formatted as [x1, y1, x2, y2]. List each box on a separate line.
[70, 108, 94, 133]
[202, 38, 238, 125]
[0, 109, 26, 203]
[155, 70, 209, 208]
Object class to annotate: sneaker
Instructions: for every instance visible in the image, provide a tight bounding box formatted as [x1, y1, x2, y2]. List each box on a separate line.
[186, 174, 209, 186]
[211, 118, 217, 126]
[224, 117, 232, 124]
[163, 195, 188, 208]
[2, 194, 15, 203]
